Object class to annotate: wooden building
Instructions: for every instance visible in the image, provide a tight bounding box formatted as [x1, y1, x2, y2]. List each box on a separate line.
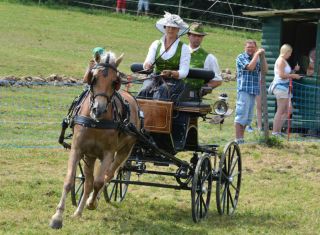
[244, 9, 320, 134]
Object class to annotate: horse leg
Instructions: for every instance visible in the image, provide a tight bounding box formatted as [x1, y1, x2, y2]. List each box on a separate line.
[105, 143, 134, 183]
[73, 156, 96, 216]
[86, 152, 115, 209]
[49, 149, 82, 229]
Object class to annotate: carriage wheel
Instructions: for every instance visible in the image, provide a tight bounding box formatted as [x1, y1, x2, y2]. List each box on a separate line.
[191, 154, 213, 222]
[103, 167, 131, 202]
[71, 160, 85, 206]
[216, 141, 242, 215]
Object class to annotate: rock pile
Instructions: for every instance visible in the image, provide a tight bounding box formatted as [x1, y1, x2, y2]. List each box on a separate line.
[221, 68, 236, 82]
[0, 74, 82, 87]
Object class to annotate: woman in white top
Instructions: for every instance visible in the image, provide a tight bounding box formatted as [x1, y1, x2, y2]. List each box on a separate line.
[272, 44, 301, 136]
[138, 12, 190, 100]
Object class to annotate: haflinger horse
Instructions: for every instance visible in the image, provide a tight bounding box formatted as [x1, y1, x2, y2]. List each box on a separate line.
[50, 52, 141, 229]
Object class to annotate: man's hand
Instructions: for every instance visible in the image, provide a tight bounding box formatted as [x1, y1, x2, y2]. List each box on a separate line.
[257, 48, 265, 56]
[200, 86, 213, 97]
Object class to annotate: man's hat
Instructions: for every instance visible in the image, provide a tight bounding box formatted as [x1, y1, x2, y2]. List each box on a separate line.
[188, 22, 207, 36]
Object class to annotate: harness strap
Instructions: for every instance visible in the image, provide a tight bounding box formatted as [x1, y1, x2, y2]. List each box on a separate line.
[74, 115, 120, 129]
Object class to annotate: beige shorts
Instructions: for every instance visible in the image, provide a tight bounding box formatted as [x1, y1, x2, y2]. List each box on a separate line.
[273, 88, 292, 99]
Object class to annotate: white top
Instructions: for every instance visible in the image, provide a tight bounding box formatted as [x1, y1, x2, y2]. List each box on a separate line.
[189, 45, 222, 81]
[273, 57, 291, 85]
[143, 36, 190, 79]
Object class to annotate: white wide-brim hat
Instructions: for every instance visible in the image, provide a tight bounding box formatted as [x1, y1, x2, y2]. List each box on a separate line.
[155, 11, 189, 36]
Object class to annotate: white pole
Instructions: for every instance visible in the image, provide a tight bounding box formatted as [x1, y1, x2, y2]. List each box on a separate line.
[178, 0, 182, 15]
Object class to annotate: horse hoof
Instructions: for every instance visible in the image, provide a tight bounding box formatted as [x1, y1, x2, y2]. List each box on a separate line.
[49, 219, 63, 229]
[71, 212, 82, 218]
[86, 201, 98, 210]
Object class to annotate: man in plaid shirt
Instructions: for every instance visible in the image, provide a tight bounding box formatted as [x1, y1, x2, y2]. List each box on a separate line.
[235, 40, 268, 144]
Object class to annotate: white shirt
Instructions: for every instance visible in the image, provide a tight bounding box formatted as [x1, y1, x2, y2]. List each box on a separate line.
[273, 57, 291, 85]
[189, 46, 222, 81]
[143, 36, 190, 79]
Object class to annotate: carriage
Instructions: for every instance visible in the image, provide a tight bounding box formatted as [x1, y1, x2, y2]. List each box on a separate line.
[61, 61, 242, 223]
[50, 52, 242, 229]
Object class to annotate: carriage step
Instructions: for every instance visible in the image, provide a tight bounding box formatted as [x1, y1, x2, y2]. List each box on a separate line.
[153, 162, 170, 166]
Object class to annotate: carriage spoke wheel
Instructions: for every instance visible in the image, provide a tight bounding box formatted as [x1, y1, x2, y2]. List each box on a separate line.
[71, 160, 85, 206]
[216, 141, 242, 215]
[103, 168, 131, 202]
[191, 154, 213, 222]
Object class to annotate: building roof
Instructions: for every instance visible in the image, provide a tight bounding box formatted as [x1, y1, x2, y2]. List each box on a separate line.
[243, 8, 320, 21]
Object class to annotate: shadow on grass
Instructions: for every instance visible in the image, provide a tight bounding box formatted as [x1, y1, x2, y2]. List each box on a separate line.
[98, 195, 298, 234]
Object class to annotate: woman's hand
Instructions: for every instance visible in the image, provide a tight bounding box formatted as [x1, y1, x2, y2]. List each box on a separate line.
[161, 70, 174, 79]
[291, 74, 301, 80]
[144, 62, 153, 70]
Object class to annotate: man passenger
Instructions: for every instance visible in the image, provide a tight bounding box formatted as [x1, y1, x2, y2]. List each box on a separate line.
[187, 22, 222, 90]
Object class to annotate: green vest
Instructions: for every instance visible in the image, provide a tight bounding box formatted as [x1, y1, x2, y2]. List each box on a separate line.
[185, 47, 209, 89]
[155, 40, 183, 73]
[190, 47, 208, 68]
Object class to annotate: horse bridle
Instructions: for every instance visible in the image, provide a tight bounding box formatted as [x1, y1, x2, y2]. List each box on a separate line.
[89, 53, 119, 113]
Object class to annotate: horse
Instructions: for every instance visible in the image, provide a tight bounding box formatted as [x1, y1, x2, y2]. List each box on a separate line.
[50, 52, 141, 229]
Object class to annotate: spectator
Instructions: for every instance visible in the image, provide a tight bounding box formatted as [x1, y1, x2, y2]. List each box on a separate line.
[234, 40, 268, 144]
[246, 89, 262, 133]
[116, 0, 126, 14]
[138, 11, 190, 101]
[187, 22, 222, 90]
[271, 44, 301, 136]
[307, 47, 316, 76]
[137, 0, 149, 16]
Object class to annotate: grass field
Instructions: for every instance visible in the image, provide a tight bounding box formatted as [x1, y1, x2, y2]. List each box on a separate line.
[0, 1, 260, 77]
[0, 2, 320, 235]
[0, 144, 319, 234]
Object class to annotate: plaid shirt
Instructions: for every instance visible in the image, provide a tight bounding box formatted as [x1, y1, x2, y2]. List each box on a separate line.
[236, 52, 261, 95]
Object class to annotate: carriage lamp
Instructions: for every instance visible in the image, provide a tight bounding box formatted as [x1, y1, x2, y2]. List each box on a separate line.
[213, 93, 229, 115]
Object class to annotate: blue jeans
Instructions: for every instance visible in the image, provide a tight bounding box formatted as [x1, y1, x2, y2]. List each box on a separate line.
[234, 91, 256, 126]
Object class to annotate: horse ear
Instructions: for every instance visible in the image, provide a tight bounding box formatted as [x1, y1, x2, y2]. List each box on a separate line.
[115, 53, 124, 68]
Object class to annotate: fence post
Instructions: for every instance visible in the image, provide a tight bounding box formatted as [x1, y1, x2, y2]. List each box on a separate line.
[260, 53, 269, 141]
[178, 0, 182, 15]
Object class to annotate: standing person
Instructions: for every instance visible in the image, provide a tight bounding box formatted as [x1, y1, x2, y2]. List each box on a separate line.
[137, 0, 149, 15]
[187, 22, 222, 90]
[307, 47, 316, 76]
[83, 47, 105, 83]
[234, 40, 268, 144]
[116, 0, 126, 13]
[138, 12, 190, 101]
[246, 92, 262, 133]
[271, 44, 301, 136]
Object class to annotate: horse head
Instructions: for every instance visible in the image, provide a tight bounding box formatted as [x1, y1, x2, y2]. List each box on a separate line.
[90, 52, 124, 120]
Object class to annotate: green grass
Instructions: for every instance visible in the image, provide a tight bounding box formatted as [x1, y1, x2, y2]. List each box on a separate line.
[0, 1, 260, 77]
[0, 145, 319, 234]
[0, 2, 320, 234]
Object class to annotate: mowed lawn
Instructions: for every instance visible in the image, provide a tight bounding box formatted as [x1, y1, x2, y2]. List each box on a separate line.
[0, 2, 320, 235]
[0, 144, 319, 234]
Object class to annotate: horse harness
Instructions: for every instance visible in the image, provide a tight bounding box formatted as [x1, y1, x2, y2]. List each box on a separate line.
[58, 58, 137, 149]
